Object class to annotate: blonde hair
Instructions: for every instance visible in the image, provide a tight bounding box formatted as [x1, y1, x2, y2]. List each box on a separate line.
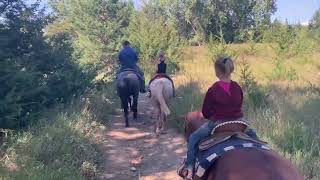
[214, 57, 234, 77]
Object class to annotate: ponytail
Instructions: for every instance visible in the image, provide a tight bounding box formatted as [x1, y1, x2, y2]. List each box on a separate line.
[214, 57, 234, 76]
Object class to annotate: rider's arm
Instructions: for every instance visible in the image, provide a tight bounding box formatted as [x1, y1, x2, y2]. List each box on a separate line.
[118, 50, 124, 64]
[202, 87, 215, 119]
[133, 50, 139, 63]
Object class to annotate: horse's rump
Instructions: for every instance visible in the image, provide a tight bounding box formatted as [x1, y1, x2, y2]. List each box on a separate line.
[184, 111, 303, 180]
[200, 148, 303, 180]
[117, 71, 139, 94]
[195, 135, 270, 178]
[149, 78, 174, 114]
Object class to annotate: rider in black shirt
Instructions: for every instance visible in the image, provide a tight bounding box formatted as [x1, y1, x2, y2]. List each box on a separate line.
[147, 51, 175, 97]
[157, 60, 167, 74]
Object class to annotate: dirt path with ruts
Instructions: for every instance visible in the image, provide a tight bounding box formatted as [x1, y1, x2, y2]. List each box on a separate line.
[100, 95, 186, 180]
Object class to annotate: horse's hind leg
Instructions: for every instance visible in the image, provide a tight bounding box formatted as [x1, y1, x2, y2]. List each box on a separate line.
[155, 118, 161, 136]
[151, 100, 161, 135]
[160, 113, 167, 133]
[128, 96, 132, 112]
[124, 109, 129, 127]
[120, 97, 129, 127]
[132, 95, 138, 120]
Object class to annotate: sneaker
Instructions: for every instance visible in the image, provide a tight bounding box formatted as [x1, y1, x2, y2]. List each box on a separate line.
[184, 173, 193, 180]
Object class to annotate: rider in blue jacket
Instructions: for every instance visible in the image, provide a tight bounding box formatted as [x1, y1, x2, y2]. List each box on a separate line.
[118, 41, 146, 93]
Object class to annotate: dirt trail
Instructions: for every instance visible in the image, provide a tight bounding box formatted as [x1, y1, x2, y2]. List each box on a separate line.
[100, 95, 186, 180]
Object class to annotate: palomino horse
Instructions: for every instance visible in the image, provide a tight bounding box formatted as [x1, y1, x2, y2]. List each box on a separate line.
[116, 70, 140, 127]
[183, 111, 303, 180]
[149, 78, 174, 135]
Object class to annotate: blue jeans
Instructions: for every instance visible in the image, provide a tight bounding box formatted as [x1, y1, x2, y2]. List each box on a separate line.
[185, 121, 218, 171]
[185, 121, 258, 171]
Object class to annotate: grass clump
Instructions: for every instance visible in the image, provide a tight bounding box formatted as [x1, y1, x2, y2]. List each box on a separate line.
[0, 87, 118, 180]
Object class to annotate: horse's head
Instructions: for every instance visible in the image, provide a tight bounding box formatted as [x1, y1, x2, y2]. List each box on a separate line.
[183, 111, 207, 141]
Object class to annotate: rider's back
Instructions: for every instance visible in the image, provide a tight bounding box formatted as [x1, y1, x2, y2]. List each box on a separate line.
[119, 47, 138, 69]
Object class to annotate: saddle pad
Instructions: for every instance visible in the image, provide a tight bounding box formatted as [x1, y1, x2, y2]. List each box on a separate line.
[195, 136, 270, 178]
[153, 74, 172, 81]
[199, 132, 267, 151]
[120, 69, 137, 74]
[117, 69, 139, 80]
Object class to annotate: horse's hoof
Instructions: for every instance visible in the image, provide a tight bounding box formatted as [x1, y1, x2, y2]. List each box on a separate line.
[155, 128, 161, 136]
[155, 132, 160, 137]
[125, 124, 129, 128]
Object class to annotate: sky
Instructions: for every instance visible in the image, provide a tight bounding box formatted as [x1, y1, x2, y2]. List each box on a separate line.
[273, 0, 320, 24]
[27, 0, 320, 24]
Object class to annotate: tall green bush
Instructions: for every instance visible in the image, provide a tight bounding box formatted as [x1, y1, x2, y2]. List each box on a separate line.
[0, 1, 90, 129]
[127, 10, 184, 75]
[48, 0, 134, 70]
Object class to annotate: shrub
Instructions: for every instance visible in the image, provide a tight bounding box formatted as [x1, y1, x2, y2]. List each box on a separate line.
[0, 91, 112, 179]
[267, 58, 298, 81]
[208, 32, 238, 60]
[127, 13, 185, 76]
[238, 59, 268, 110]
[0, 2, 92, 129]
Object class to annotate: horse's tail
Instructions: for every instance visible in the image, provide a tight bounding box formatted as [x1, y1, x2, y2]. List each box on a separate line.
[155, 81, 170, 116]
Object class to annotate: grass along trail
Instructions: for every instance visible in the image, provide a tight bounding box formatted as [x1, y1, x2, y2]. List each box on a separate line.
[101, 95, 186, 180]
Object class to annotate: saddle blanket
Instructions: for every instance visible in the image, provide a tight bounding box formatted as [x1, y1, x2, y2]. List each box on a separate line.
[195, 136, 270, 178]
[152, 74, 173, 82]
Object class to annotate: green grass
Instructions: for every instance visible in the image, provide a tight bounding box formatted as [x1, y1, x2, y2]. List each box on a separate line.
[0, 85, 119, 180]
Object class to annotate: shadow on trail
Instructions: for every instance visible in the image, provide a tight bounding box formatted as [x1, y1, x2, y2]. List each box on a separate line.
[101, 95, 186, 180]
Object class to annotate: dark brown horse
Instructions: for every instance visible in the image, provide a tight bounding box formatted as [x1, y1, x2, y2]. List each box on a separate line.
[184, 111, 304, 180]
[116, 71, 139, 127]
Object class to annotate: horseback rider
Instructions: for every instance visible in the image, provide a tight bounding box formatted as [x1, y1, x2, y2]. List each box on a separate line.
[118, 40, 146, 93]
[146, 50, 175, 97]
[177, 57, 258, 180]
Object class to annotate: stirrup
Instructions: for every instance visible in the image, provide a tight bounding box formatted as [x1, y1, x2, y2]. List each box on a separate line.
[177, 160, 192, 179]
[177, 165, 187, 178]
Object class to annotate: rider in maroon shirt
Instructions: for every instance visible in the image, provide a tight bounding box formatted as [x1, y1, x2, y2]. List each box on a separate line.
[178, 57, 258, 180]
[202, 80, 243, 120]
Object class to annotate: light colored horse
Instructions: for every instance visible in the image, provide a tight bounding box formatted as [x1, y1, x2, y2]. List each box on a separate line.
[149, 78, 174, 135]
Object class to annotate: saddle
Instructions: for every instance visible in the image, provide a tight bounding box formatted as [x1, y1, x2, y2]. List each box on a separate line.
[199, 121, 266, 151]
[119, 68, 138, 74]
[152, 73, 172, 81]
[194, 120, 269, 178]
[117, 68, 139, 80]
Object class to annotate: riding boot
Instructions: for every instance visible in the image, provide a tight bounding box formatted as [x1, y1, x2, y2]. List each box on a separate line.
[140, 80, 147, 93]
